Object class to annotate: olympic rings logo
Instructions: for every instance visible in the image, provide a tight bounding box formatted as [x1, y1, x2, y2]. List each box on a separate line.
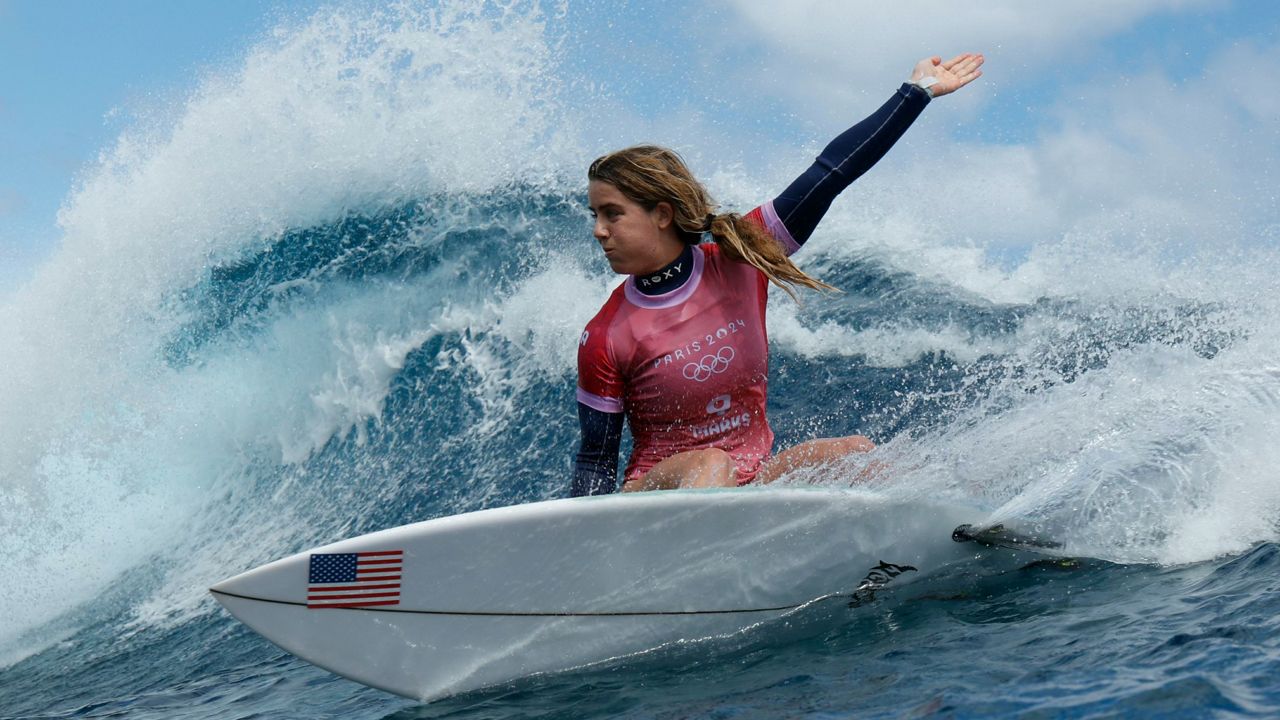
[682, 346, 736, 383]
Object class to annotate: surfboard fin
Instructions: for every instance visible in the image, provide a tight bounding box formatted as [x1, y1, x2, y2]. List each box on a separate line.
[951, 523, 1064, 552]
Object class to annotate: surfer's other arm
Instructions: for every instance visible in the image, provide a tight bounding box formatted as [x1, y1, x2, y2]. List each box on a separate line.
[571, 403, 623, 496]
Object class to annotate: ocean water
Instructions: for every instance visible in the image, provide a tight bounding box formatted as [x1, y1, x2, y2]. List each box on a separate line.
[3, 4, 1280, 718]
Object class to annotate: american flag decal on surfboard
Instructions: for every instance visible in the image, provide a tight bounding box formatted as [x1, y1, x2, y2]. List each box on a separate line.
[307, 550, 403, 609]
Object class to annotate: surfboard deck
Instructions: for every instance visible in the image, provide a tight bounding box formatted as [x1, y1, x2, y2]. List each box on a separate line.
[210, 486, 986, 701]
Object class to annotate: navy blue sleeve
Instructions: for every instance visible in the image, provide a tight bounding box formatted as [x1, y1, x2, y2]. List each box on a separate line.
[774, 83, 931, 246]
[570, 402, 624, 497]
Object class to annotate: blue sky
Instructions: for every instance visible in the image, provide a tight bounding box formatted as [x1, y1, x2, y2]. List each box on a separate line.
[2, 0, 1277, 289]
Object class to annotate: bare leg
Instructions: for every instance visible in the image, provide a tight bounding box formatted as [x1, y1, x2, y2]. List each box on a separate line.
[622, 448, 738, 492]
[756, 435, 876, 484]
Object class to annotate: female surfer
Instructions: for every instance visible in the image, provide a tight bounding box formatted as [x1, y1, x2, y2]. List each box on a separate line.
[572, 54, 984, 496]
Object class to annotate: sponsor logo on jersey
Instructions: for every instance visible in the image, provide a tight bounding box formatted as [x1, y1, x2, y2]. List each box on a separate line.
[690, 410, 751, 440]
[637, 262, 683, 288]
[705, 394, 731, 415]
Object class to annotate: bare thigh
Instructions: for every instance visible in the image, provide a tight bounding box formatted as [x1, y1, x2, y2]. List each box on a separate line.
[756, 435, 876, 484]
[622, 448, 738, 492]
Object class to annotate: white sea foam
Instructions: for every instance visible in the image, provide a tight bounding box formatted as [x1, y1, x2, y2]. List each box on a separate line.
[768, 302, 1016, 367]
[863, 278, 1280, 564]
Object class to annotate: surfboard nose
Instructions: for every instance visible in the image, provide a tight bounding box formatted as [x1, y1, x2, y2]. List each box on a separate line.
[209, 552, 309, 605]
[208, 569, 246, 597]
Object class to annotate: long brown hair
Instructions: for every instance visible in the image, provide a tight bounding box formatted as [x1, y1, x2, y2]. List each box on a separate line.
[587, 145, 834, 300]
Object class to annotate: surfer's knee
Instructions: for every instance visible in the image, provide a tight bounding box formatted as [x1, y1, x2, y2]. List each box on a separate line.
[626, 448, 737, 492]
[641, 448, 738, 490]
[677, 448, 737, 489]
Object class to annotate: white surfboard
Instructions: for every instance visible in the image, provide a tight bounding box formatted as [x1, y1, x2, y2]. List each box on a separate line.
[210, 486, 984, 701]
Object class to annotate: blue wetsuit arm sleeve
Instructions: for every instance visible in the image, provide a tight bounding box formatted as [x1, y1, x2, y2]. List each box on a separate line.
[571, 402, 624, 496]
[773, 83, 932, 246]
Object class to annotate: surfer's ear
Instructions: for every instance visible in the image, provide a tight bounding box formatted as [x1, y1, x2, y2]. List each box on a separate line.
[652, 201, 674, 230]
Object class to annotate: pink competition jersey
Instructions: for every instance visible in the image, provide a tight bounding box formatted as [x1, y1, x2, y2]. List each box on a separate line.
[576, 204, 801, 484]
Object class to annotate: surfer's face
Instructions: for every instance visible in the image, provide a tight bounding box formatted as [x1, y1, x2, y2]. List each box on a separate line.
[588, 180, 682, 276]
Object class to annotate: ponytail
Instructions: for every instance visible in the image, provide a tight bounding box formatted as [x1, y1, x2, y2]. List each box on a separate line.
[702, 212, 834, 301]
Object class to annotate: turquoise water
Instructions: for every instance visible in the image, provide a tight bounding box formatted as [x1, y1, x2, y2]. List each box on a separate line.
[3, 4, 1279, 718]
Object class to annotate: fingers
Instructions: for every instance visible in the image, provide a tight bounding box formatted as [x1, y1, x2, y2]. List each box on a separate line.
[942, 53, 984, 74]
[947, 54, 985, 83]
[957, 53, 985, 83]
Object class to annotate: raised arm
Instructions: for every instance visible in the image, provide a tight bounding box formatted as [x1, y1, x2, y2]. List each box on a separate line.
[770, 54, 984, 249]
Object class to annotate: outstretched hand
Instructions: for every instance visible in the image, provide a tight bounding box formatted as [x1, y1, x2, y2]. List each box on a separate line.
[911, 53, 984, 98]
